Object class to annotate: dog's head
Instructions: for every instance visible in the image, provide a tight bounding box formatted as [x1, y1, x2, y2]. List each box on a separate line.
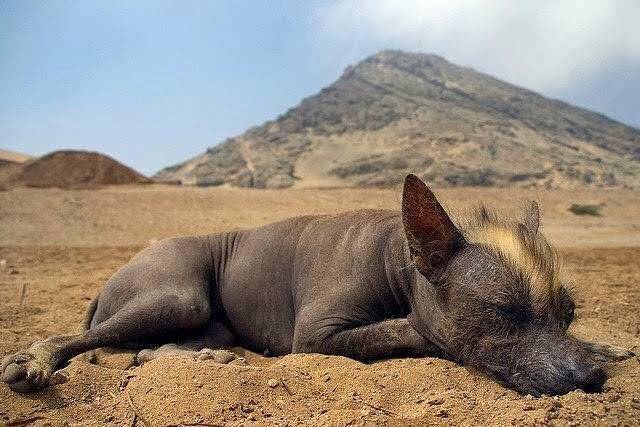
[401, 174, 604, 396]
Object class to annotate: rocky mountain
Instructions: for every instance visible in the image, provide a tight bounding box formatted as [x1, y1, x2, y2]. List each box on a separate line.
[155, 50, 640, 189]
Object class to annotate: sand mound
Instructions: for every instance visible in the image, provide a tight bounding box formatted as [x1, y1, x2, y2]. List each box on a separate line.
[2, 150, 151, 189]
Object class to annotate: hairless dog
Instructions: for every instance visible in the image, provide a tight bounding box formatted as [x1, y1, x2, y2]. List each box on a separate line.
[2, 175, 634, 395]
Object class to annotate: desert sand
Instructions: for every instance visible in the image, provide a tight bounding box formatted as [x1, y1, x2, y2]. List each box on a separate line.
[1, 185, 639, 426]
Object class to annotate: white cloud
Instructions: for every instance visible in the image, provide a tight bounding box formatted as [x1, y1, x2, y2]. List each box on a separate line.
[316, 0, 640, 92]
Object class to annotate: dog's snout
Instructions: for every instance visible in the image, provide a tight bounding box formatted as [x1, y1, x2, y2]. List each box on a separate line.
[572, 364, 606, 392]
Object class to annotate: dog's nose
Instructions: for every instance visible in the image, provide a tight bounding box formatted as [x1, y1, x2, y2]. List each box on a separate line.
[573, 365, 606, 392]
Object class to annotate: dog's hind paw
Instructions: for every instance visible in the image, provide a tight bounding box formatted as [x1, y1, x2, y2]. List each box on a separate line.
[196, 348, 237, 364]
[136, 345, 238, 365]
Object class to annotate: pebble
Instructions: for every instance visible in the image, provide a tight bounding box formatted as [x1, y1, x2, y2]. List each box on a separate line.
[231, 357, 248, 366]
[268, 378, 280, 388]
[427, 397, 444, 406]
[435, 409, 449, 418]
[360, 408, 373, 416]
[213, 350, 236, 364]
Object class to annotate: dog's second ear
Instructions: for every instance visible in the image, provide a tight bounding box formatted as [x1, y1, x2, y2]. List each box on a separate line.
[401, 174, 465, 280]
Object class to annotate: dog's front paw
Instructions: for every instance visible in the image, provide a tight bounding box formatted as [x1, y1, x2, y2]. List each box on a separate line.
[581, 341, 636, 363]
[1, 348, 54, 393]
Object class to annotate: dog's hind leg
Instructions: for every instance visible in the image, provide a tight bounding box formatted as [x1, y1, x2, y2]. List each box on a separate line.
[1, 291, 212, 393]
[2, 236, 221, 393]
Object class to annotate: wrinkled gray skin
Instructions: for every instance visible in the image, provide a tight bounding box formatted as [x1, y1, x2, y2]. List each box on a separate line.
[2, 175, 634, 396]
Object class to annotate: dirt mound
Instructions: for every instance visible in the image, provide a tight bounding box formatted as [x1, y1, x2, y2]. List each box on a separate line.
[2, 150, 151, 189]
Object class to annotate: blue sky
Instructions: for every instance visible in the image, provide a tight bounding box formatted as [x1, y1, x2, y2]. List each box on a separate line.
[1, 1, 639, 175]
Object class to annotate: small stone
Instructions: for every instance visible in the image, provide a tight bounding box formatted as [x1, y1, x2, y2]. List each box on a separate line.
[0, 259, 6, 267]
[197, 352, 212, 361]
[435, 409, 449, 418]
[268, 378, 280, 388]
[247, 413, 258, 421]
[9, 269, 18, 275]
[427, 398, 444, 406]
[231, 357, 248, 366]
[360, 408, 373, 416]
[213, 350, 236, 364]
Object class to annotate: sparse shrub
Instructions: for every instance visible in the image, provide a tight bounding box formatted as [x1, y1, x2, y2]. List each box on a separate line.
[569, 203, 603, 216]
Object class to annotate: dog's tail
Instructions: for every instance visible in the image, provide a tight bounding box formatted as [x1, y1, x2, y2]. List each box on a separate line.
[80, 292, 100, 332]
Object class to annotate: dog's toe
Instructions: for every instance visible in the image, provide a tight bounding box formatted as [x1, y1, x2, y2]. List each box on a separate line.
[2, 361, 27, 383]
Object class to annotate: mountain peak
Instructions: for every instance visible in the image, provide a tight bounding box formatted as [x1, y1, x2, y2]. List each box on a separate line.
[155, 51, 640, 189]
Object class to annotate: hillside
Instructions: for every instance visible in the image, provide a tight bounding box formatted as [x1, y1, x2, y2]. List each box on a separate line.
[155, 50, 640, 189]
[0, 149, 32, 166]
[0, 150, 151, 189]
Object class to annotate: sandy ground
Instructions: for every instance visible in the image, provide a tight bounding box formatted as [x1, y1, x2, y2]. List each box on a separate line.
[0, 185, 639, 426]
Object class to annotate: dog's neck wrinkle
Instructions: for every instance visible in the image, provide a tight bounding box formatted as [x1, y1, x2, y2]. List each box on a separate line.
[207, 230, 240, 289]
[382, 225, 415, 317]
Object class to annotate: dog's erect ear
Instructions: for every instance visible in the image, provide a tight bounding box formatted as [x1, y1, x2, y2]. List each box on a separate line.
[522, 201, 540, 234]
[401, 174, 465, 280]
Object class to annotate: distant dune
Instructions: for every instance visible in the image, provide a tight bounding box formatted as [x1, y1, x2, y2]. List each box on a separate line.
[0, 150, 151, 189]
[156, 50, 640, 189]
[0, 149, 32, 165]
